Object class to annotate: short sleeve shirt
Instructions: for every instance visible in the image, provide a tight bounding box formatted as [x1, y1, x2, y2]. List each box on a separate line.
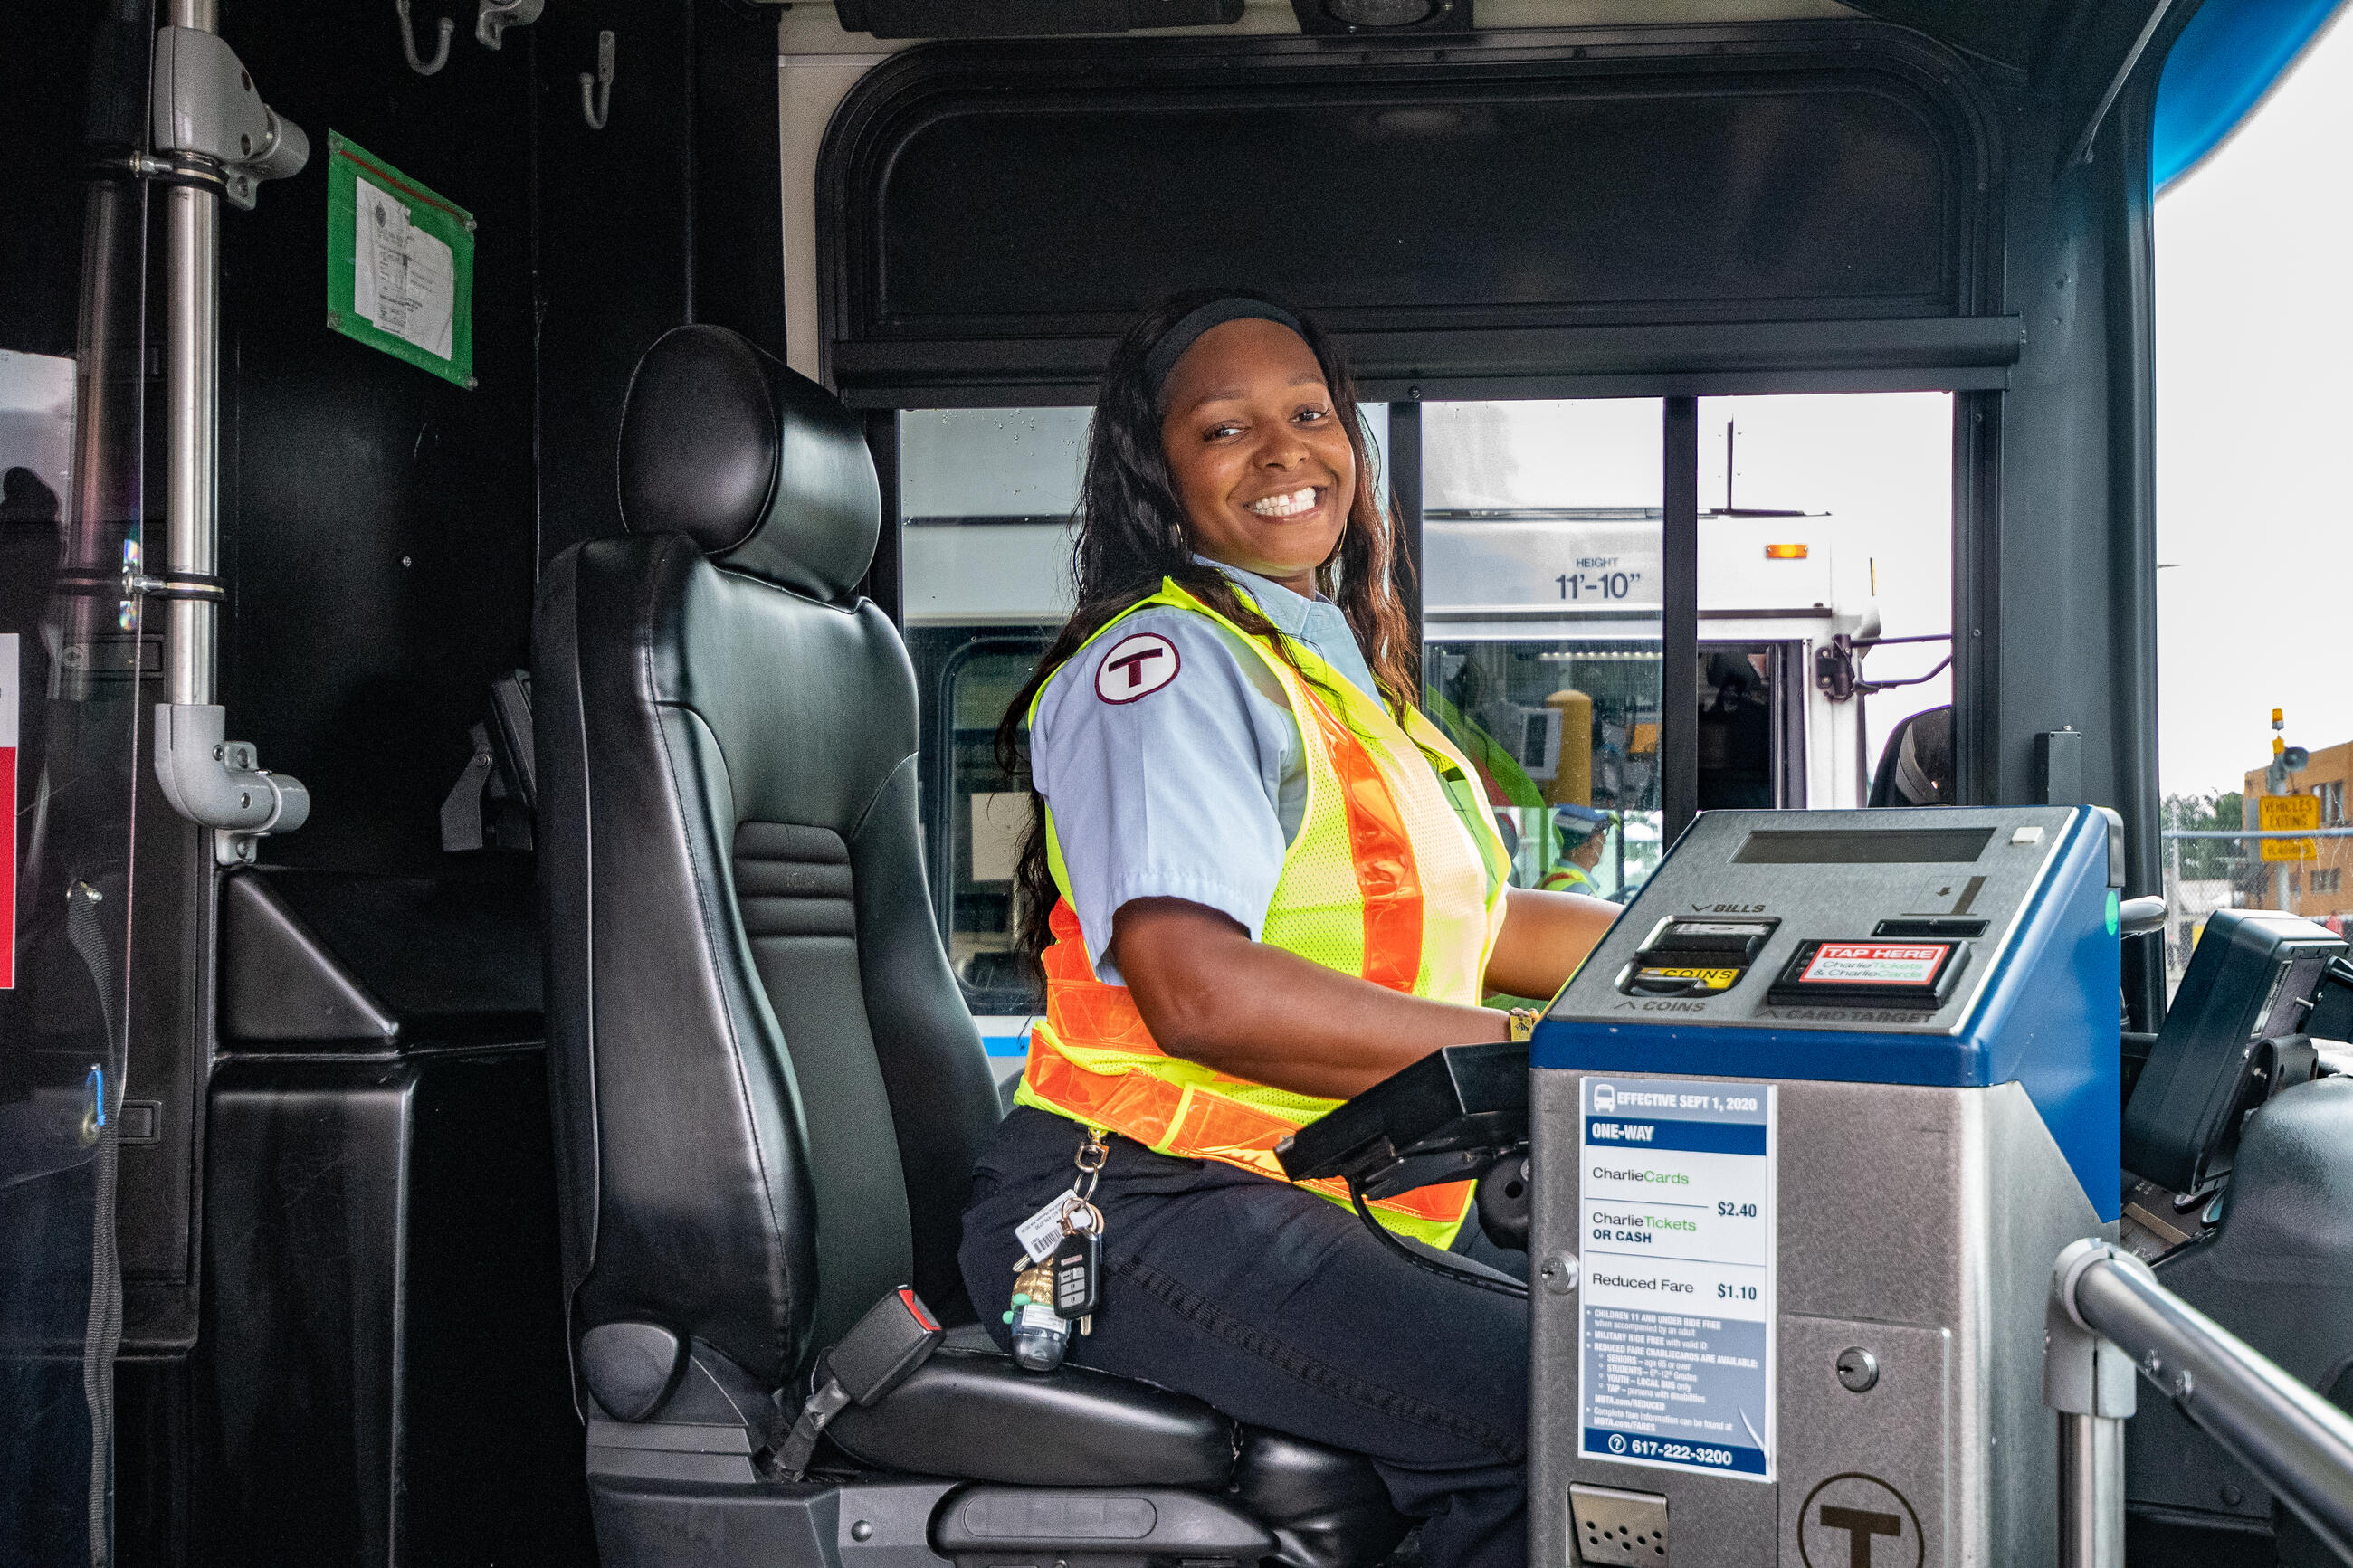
[1028, 561, 1383, 985]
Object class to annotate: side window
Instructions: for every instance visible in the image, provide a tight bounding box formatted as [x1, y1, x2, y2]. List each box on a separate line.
[2154, 18, 2353, 983]
[1697, 394, 1953, 813]
[1421, 400, 1666, 900]
[900, 408, 1087, 1047]
[1418, 394, 1954, 902]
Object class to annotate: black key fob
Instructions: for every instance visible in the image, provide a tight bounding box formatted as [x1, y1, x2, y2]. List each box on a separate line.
[1052, 1229, 1100, 1319]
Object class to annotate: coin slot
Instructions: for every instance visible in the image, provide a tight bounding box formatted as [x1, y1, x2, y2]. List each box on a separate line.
[1621, 917, 1778, 998]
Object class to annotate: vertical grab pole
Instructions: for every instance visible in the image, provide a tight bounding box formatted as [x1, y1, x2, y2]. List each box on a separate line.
[1661, 396, 1700, 843]
[2046, 1240, 2139, 1568]
[147, 0, 310, 856]
[164, 0, 220, 710]
[2057, 1410, 2128, 1568]
[1387, 400, 1424, 675]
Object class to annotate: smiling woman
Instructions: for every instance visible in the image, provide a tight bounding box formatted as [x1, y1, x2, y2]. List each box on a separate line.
[1156, 313, 1356, 590]
[961, 291, 1621, 1568]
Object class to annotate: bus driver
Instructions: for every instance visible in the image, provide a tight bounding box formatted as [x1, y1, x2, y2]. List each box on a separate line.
[959, 292, 1620, 1568]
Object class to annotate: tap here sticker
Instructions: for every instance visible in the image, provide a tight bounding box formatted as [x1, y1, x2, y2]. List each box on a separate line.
[1578, 1077, 1776, 1480]
[1799, 942, 1952, 985]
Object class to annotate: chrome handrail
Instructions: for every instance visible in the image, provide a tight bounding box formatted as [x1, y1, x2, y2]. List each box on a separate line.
[2045, 1238, 2353, 1567]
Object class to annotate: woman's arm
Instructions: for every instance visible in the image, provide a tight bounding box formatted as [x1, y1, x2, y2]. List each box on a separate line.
[1482, 886, 1622, 1001]
[1111, 898, 1510, 1100]
[1110, 884, 1621, 1100]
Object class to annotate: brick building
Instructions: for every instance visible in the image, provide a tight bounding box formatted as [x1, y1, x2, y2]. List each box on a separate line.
[2243, 740, 2353, 922]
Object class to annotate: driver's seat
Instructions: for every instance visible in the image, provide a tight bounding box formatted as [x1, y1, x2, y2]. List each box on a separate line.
[533, 325, 1412, 1568]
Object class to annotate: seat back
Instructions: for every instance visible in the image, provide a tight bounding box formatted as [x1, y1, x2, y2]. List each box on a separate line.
[534, 326, 1001, 1408]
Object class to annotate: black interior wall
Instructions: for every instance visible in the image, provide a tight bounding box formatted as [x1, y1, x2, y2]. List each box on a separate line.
[43, 2, 791, 1563]
[217, 0, 543, 883]
[536, 0, 788, 570]
[214, 0, 786, 882]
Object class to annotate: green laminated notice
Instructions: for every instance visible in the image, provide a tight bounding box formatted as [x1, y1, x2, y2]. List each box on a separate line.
[325, 131, 475, 388]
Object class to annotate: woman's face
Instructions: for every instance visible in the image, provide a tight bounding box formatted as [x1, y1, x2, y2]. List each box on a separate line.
[1157, 318, 1355, 593]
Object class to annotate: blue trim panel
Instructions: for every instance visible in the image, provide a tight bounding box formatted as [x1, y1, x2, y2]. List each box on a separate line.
[2155, 0, 2348, 190]
[1586, 1117, 1768, 1155]
[1535, 809, 2121, 1221]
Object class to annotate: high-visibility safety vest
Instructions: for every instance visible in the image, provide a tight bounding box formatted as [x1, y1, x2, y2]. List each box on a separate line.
[1538, 865, 1596, 894]
[1015, 579, 1514, 1247]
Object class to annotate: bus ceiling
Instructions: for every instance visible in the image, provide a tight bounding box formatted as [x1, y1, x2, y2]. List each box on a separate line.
[812, 0, 2202, 72]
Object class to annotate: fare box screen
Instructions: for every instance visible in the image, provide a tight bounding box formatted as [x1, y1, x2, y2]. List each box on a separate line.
[1578, 1078, 1777, 1481]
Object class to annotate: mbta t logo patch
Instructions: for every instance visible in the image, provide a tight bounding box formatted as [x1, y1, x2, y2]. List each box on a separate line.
[1095, 632, 1180, 703]
[1797, 1473, 1921, 1568]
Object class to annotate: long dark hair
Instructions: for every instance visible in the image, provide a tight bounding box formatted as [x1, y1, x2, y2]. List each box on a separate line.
[995, 289, 1419, 962]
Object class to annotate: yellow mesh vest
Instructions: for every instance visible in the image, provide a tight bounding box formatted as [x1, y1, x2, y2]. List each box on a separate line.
[1015, 579, 1510, 1245]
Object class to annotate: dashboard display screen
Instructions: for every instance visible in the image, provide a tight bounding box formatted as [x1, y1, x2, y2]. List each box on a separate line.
[1732, 827, 1996, 866]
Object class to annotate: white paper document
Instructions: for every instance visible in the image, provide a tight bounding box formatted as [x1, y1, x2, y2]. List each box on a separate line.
[353, 176, 454, 362]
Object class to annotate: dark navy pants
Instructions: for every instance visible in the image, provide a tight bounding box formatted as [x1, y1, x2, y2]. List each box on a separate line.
[960, 1107, 1528, 1568]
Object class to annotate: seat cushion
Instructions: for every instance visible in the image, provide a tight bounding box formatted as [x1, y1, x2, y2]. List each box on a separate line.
[1231, 1426, 1412, 1568]
[825, 1332, 1409, 1568]
[824, 1337, 1236, 1488]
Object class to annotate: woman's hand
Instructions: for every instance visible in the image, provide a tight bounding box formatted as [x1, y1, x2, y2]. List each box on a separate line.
[1483, 886, 1622, 1002]
[1110, 898, 1510, 1100]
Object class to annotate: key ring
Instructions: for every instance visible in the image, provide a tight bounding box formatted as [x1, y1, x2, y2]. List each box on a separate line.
[1062, 1199, 1105, 1235]
[1072, 1127, 1110, 1202]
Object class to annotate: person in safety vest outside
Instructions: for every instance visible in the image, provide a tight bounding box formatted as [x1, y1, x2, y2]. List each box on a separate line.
[959, 291, 1620, 1568]
[1537, 803, 1614, 895]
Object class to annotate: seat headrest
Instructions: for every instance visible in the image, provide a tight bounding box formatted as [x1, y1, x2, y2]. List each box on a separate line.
[617, 325, 881, 601]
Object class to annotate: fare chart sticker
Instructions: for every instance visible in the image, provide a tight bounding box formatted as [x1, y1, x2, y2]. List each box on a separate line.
[2, 632, 15, 989]
[1579, 1077, 1776, 1480]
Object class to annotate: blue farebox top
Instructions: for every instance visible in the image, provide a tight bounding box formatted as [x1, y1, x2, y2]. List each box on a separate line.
[1530, 807, 2122, 1219]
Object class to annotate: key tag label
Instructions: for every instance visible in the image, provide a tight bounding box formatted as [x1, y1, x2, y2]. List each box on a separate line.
[1015, 1192, 1079, 1264]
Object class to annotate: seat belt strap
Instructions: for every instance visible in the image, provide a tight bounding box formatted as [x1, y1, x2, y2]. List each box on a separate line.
[770, 1287, 944, 1481]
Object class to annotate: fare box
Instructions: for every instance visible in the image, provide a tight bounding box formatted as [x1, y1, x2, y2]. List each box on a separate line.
[1578, 1077, 1777, 1481]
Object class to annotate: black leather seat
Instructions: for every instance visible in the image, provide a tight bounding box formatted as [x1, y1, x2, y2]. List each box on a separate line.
[534, 325, 1410, 1568]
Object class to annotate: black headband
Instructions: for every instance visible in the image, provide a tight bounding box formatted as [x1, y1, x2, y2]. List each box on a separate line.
[1143, 298, 1308, 399]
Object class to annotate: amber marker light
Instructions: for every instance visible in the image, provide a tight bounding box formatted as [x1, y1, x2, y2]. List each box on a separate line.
[1763, 543, 1809, 560]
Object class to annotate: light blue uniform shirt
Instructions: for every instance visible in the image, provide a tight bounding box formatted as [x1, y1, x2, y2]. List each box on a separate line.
[1028, 561, 1383, 985]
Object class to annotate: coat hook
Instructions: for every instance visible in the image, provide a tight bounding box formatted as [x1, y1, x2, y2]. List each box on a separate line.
[474, 0, 542, 51]
[578, 32, 614, 130]
[395, 0, 453, 75]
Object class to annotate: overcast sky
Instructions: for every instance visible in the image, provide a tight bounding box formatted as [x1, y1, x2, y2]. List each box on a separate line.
[2155, 13, 2353, 799]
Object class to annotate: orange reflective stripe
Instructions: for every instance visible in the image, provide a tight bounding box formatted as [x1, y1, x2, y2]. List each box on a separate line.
[1024, 1027, 1186, 1148]
[1032, 902, 1468, 1228]
[1025, 1032, 1472, 1225]
[1041, 905, 1161, 1054]
[1292, 683, 1423, 994]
